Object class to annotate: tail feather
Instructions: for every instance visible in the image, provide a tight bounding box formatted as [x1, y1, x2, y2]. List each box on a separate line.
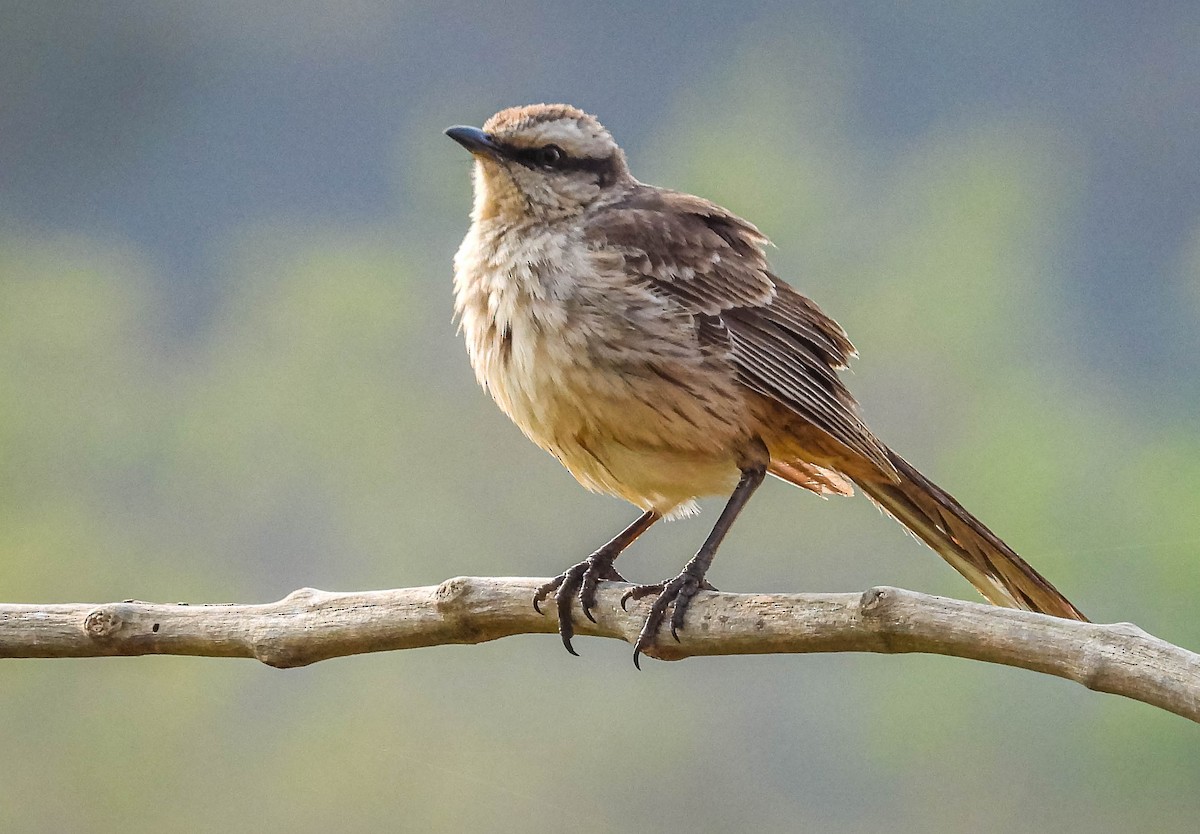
[853, 449, 1087, 621]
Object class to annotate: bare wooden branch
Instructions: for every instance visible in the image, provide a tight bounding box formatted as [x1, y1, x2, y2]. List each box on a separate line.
[1, 577, 1196, 721]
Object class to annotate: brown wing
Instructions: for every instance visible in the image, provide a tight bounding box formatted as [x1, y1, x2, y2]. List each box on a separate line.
[587, 186, 892, 473]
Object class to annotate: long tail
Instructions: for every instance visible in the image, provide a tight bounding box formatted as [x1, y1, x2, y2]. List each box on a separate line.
[853, 449, 1087, 621]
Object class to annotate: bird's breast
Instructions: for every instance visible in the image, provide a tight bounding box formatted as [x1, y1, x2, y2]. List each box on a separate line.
[453, 224, 588, 439]
[452, 222, 752, 510]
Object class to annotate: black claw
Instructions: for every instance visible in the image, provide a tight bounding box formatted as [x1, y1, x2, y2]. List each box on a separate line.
[537, 552, 631, 656]
[532, 575, 565, 616]
[621, 582, 664, 609]
[620, 572, 709, 666]
[632, 629, 658, 670]
[579, 563, 607, 624]
[670, 584, 695, 641]
[556, 569, 580, 653]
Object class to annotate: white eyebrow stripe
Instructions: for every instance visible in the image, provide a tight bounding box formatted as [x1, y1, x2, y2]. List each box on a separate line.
[515, 120, 613, 158]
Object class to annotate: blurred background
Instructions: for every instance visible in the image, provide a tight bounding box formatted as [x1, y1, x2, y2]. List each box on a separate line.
[3, 1, 1199, 830]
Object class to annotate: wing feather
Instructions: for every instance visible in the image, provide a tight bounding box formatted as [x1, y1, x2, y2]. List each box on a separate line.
[587, 186, 890, 471]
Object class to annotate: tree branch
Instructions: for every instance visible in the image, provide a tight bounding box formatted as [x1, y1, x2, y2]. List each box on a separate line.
[2, 577, 1196, 721]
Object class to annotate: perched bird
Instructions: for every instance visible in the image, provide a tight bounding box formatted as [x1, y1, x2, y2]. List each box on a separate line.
[446, 103, 1086, 666]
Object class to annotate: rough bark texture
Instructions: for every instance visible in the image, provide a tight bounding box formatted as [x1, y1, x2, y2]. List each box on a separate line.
[1, 578, 1196, 722]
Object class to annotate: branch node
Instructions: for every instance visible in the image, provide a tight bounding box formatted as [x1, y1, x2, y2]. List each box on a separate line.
[1079, 647, 1116, 694]
[859, 586, 890, 614]
[1110, 621, 1153, 640]
[281, 587, 325, 606]
[250, 633, 313, 669]
[253, 647, 307, 670]
[434, 577, 491, 642]
[435, 576, 473, 610]
[84, 605, 132, 639]
[858, 586, 912, 652]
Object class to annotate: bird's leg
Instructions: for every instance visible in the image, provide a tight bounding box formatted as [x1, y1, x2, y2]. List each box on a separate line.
[621, 457, 767, 669]
[533, 509, 661, 655]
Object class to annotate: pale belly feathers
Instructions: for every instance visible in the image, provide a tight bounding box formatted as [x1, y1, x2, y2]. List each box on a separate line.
[453, 222, 749, 516]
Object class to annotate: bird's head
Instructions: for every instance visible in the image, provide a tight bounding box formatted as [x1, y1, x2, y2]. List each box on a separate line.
[446, 104, 631, 223]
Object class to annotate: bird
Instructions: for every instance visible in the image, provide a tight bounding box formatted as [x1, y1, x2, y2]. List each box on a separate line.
[445, 103, 1086, 667]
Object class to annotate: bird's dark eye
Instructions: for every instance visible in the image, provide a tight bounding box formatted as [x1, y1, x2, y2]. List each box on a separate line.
[537, 145, 564, 167]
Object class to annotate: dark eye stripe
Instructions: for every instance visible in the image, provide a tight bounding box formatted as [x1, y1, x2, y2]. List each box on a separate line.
[501, 143, 620, 186]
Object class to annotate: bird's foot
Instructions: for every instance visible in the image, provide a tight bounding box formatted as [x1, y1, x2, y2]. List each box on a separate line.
[533, 552, 627, 655]
[620, 572, 718, 668]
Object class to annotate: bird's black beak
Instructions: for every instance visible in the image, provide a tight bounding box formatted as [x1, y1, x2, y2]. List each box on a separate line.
[445, 125, 503, 160]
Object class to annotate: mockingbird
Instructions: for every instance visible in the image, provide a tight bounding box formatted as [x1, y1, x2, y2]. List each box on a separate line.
[446, 103, 1085, 667]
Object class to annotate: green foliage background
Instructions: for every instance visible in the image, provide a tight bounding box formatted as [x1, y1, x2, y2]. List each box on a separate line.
[2, 4, 1199, 831]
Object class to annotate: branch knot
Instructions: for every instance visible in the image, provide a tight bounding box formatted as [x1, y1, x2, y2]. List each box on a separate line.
[84, 605, 131, 639]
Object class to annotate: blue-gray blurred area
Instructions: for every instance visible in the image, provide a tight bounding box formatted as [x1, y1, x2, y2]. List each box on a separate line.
[3, 2, 1199, 830]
